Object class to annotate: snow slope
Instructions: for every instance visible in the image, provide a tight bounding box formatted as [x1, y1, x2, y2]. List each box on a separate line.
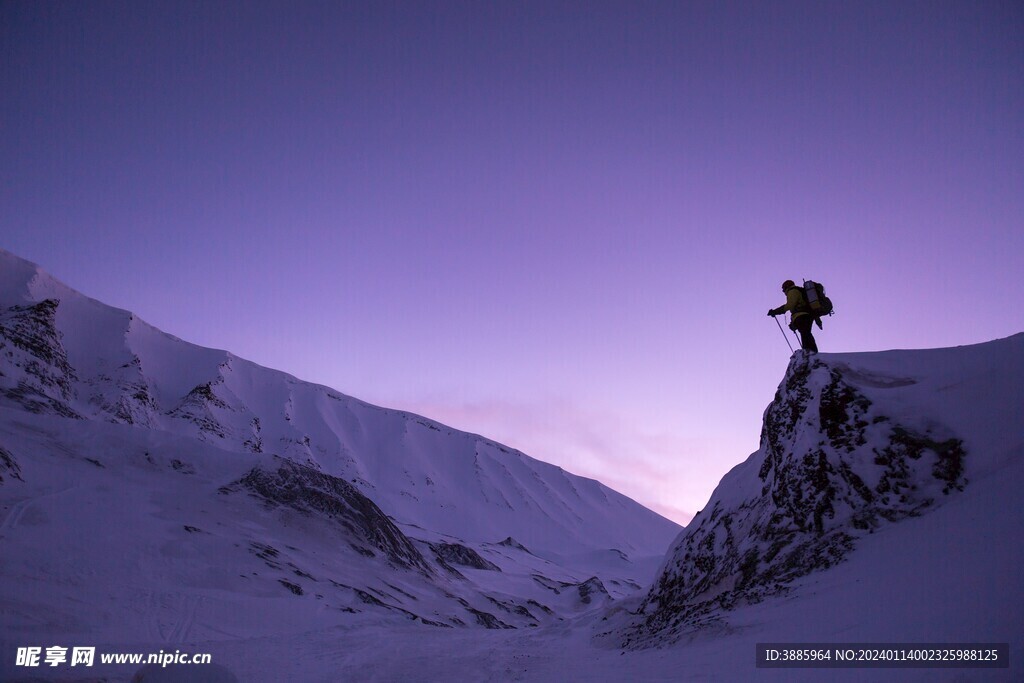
[0, 247, 680, 680]
[633, 339, 1023, 644]
[293, 337, 1019, 683]
[1, 244, 1020, 682]
[0, 247, 680, 560]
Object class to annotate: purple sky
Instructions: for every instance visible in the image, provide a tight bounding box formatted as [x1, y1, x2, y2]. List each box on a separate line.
[3, 1, 1022, 523]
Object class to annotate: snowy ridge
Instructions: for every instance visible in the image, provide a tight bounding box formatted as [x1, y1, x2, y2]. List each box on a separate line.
[0, 247, 678, 558]
[3, 245, 1020, 681]
[0, 246, 684, 676]
[626, 336, 1024, 648]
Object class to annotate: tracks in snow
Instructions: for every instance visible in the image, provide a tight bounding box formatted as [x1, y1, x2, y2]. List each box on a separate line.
[146, 592, 202, 645]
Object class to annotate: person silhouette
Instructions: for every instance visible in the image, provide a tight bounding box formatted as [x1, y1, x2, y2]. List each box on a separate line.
[768, 280, 818, 352]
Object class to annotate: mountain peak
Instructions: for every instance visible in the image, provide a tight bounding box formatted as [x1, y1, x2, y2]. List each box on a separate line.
[626, 337, 1021, 647]
[0, 247, 680, 559]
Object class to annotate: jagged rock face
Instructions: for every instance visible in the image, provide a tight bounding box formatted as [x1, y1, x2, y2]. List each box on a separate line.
[224, 459, 432, 573]
[168, 379, 235, 440]
[577, 576, 610, 605]
[632, 352, 967, 645]
[85, 355, 156, 427]
[0, 299, 157, 426]
[0, 299, 79, 418]
[496, 537, 532, 554]
[431, 542, 501, 571]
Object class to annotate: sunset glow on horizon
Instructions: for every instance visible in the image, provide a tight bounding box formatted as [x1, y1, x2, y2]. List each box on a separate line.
[4, 1, 1022, 524]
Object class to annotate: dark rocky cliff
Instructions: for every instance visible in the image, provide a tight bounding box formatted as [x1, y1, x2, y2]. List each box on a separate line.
[629, 351, 966, 646]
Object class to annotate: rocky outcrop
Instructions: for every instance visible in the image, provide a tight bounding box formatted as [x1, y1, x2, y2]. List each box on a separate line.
[0, 299, 79, 418]
[631, 351, 967, 646]
[223, 458, 432, 573]
[431, 542, 501, 571]
[496, 536, 532, 554]
[167, 378, 236, 441]
[577, 576, 610, 605]
[84, 354, 157, 427]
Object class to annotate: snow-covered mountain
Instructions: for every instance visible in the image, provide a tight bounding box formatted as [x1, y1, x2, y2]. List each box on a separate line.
[2, 245, 1020, 682]
[622, 335, 1023, 655]
[0, 248, 678, 560]
[0, 247, 681, 679]
[296, 332, 1014, 683]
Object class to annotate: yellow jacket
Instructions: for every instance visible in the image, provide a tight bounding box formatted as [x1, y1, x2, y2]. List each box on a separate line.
[772, 285, 810, 322]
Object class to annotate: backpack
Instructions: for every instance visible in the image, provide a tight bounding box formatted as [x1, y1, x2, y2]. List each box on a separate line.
[801, 280, 833, 318]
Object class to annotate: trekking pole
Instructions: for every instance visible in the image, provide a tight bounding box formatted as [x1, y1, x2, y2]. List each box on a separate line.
[774, 316, 794, 352]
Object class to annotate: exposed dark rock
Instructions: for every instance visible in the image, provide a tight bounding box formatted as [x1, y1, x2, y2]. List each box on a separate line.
[243, 417, 263, 453]
[531, 575, 563, 594]
[349, 543, 375, 558]
[819, 369, 872, 452]
[166, 380, 233, 439]
[431, 553, 466, 579]
[86, 355, 157, 427]
[884, 427, 966, 496]
[0, 300, 73, 377]
[496, 536, 532, 554]
[466, 607, 515, 629]
[170, 459, 195, 474]
[384, 582, 418, 602]
[577, 576, 610, 605]
[431, 542, 501, 571]
[3, 381, 80, 418]
[345, 585, 450, 627]
[526, 599, 555, 616]
[249, 542, 282, 569]
[227, 459, 432, 573]
[185, 382, 228, 408]
[486, 595, 536, 621]
[633, 352, 968, 646]
[0, 300, 79, 417]
[0, 446, 23, 484]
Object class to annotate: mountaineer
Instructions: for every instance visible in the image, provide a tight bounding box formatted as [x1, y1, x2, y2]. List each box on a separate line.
[768, 280, 819, 353]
